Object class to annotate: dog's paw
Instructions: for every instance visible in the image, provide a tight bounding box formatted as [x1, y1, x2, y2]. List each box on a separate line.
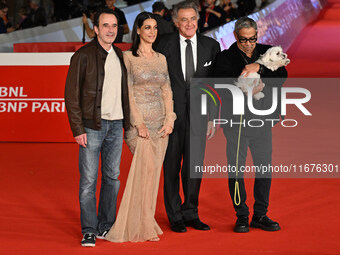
[254, 92, 265, 100]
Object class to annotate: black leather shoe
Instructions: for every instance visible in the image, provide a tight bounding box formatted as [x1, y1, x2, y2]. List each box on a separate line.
[250, 215, 280, 231]
[234, 216, 249, 233]
[185, 219, 210, 230]
[171, 221, 187, 233]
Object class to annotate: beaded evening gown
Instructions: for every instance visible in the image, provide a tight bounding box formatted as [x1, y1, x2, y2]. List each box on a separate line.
[105, 50, 176, 242]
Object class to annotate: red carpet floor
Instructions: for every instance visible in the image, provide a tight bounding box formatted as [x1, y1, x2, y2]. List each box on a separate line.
[1, 1, 340, 254]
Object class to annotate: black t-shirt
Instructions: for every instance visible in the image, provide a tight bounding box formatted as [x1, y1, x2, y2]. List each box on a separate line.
[0, 18, 6, 34]
[199, 6, 226, 33]
[113, 7, 127, 43]
[18, 17, 33, 30]
[153, 14, 174, 36]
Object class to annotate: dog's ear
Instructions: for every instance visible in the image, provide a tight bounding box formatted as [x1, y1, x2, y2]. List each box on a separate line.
[259, 50, 270, 64]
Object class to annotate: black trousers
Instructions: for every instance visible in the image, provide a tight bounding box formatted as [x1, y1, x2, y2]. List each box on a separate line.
[163, 111, 206, 225]
[224, 127, 272, 217]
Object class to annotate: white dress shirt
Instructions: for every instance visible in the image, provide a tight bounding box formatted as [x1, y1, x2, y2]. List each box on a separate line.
[179, 33, 197, 80]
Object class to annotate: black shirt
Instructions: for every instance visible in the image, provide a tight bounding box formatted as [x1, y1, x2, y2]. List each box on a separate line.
[29, 7, 47, 27]
[0, 18, 6, 34]
[199, 5, 226, 33]
[113, 7, 127, 43]
[153, 14, 174, 37]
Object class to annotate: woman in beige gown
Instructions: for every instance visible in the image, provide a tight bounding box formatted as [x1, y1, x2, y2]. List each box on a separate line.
[105, 12, 176, 242]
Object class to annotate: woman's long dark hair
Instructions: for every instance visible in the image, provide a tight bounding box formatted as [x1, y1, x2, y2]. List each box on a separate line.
[131, 11, 159, 57]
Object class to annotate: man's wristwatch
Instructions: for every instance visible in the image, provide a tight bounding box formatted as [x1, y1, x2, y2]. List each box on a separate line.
[257, 64, 264, 75]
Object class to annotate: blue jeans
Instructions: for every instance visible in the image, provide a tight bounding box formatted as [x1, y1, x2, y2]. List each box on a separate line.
[79, 119, 123, 235]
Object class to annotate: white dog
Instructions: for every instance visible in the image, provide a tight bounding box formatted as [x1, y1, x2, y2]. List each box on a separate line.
[235, 46, 290, 100]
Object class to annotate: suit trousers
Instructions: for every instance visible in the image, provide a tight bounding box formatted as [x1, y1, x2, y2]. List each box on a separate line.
[163, 109, 206, 225]
[224, 126, 272, 218]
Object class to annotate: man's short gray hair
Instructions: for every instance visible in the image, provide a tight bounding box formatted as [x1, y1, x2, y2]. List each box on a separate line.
[234, 16, 257, 34]
[172, 0, 199, 22]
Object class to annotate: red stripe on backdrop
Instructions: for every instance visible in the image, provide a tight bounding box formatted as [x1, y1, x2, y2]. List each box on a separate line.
[0, 66, 73, 142]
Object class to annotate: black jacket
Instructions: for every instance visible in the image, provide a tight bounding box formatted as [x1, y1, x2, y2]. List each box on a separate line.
[199, 5, 226, 32]
[153, 14, 174, 36]
[29, 7, 47, 27]
[214, 42, 288, 133]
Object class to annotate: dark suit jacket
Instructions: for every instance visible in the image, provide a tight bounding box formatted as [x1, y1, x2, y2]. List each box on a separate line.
[29, 7, 47, 27]
[214, 42, 288, 134]
[153, 14, 174, 36]
[157, 32, 221, 135]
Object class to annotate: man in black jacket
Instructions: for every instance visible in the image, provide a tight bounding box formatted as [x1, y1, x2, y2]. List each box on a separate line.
[65, 9, 130, 247]
[152, 1, 174, 37]
[28, 0, 47, 27]
[214, 17, 287, 233]
[157, 0, 220, 233]
[198, 0, 226, 32]
[104, 0, 129, 43]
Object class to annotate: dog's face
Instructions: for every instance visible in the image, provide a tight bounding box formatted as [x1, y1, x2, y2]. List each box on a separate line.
[259, 46, 290, 71]
[265, 46, 290, 66]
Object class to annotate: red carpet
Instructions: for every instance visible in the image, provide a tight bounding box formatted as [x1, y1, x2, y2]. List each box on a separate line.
[1, 1, 340, 254]
[286, 1, 340, 77]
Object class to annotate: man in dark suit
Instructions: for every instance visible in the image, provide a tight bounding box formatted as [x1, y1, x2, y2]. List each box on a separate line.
[152, 1, 174, 37]
[157, 0, 220, 233]
[214, 17, 287, 233]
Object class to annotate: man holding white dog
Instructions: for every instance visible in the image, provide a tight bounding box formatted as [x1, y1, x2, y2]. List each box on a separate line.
[214, 17, 288, 233]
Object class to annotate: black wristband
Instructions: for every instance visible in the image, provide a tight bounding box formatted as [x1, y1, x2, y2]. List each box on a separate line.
[257, 64, 264, 75]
